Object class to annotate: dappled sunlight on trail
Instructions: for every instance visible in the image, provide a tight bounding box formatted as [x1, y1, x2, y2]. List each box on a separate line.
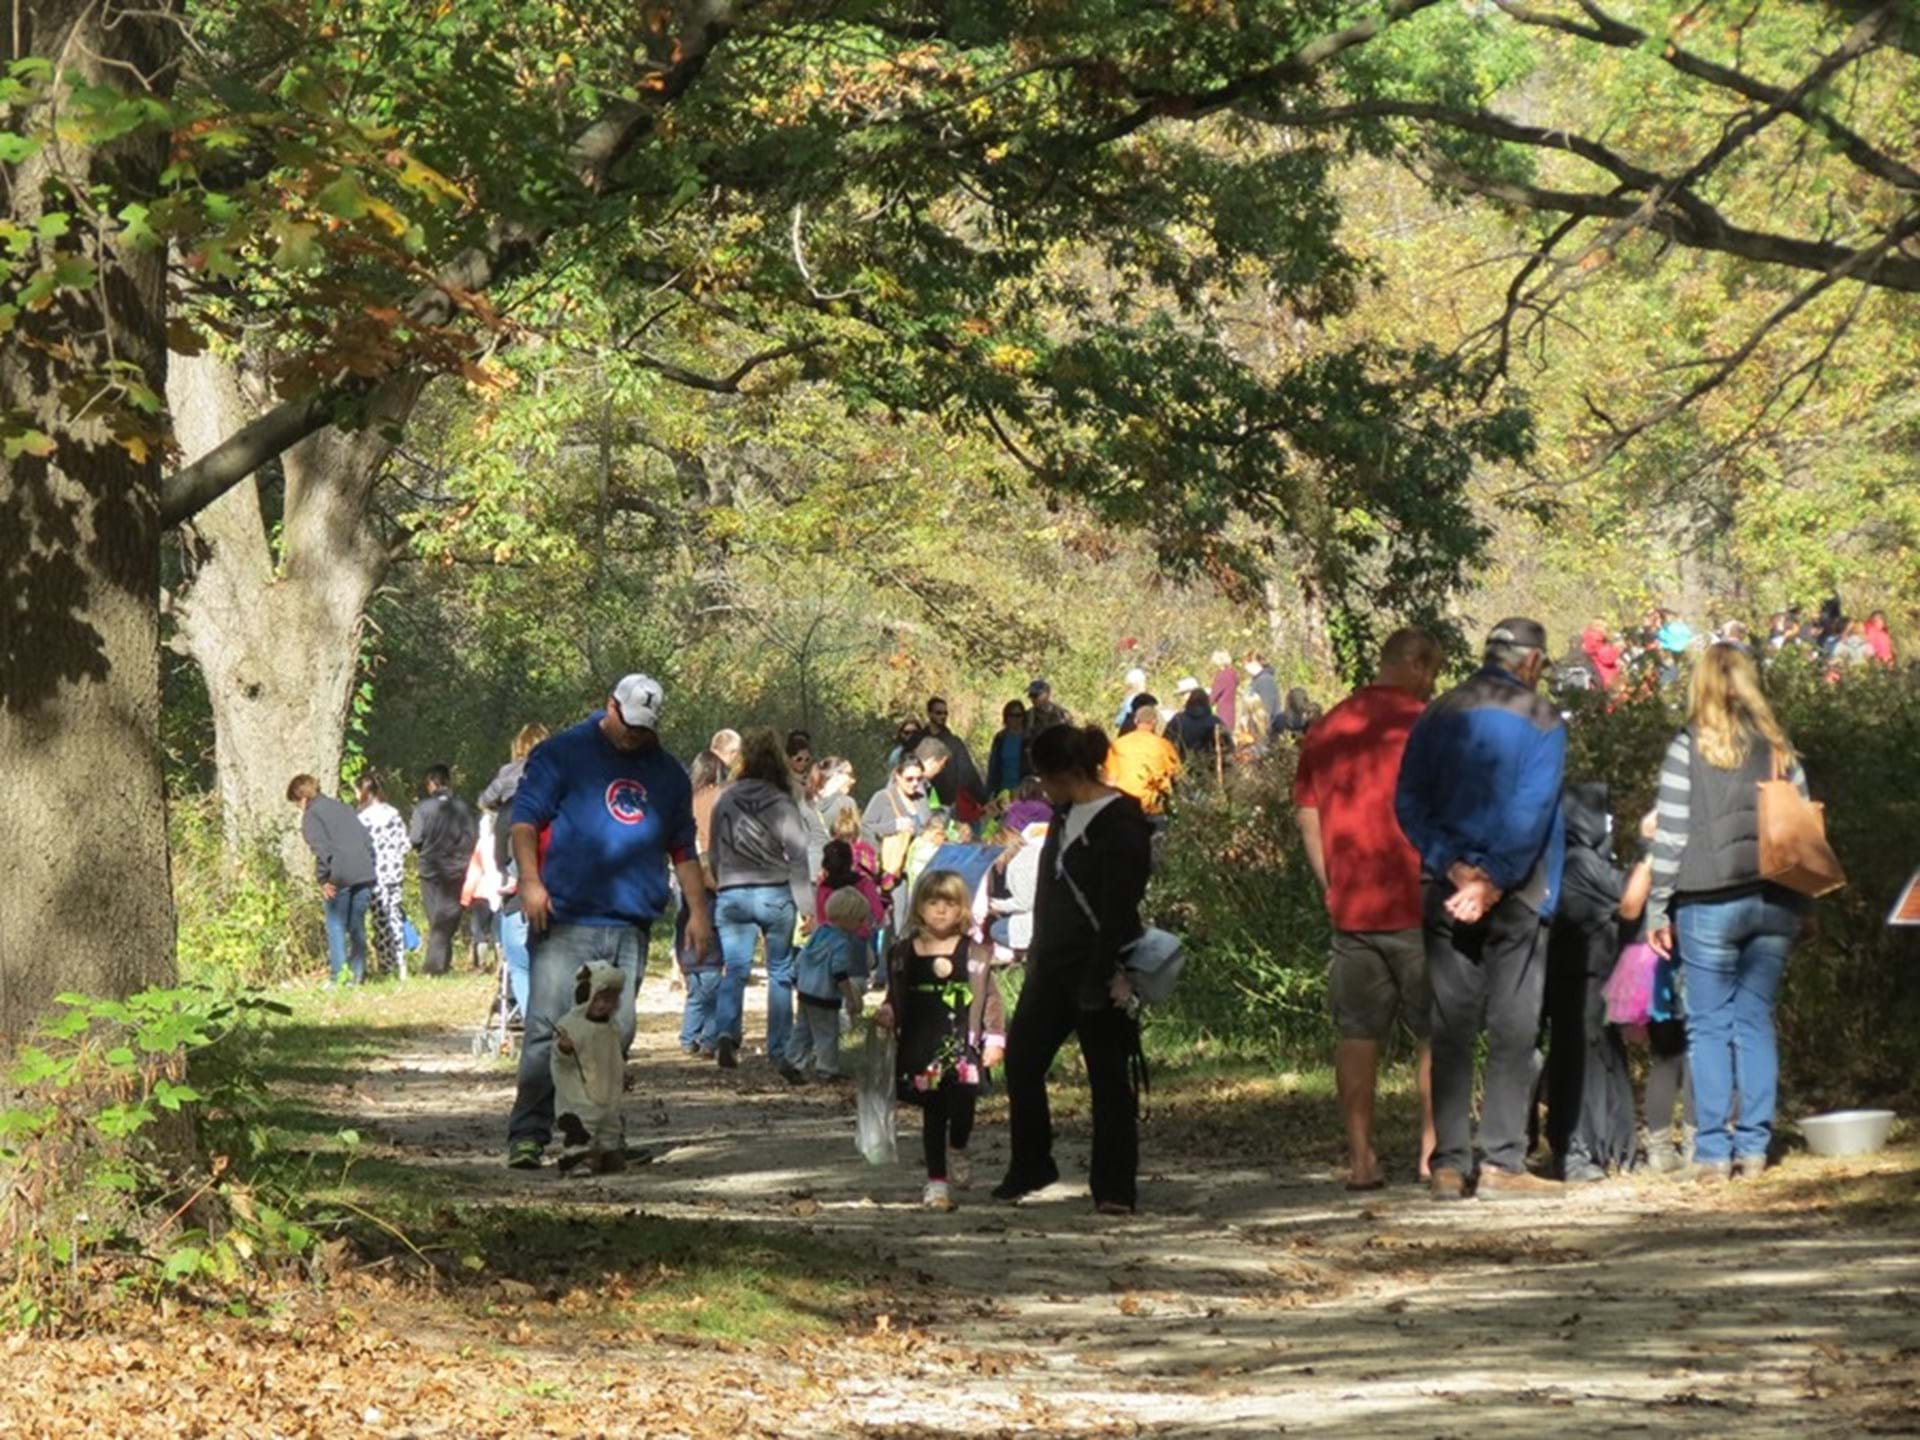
[20, 971, 1914, 1438]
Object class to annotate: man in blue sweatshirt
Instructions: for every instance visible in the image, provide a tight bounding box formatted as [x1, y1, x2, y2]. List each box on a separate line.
[1395, 618, 1566, 1202]
[504, 673, 713, 1170]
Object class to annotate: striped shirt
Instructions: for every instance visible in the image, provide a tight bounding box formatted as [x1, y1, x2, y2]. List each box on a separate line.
[1647, 731, 1807, 930]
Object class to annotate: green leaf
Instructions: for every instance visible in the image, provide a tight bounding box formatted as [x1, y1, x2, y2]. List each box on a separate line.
[52, 255, 98, 291]
[162, 1246, 204, 1281]
[315, 173, 371, 220]
[153, 1079, 203, 1111]
[36, 211, 72, 240]
[269, 216, 320, 271]
[0, 132, 40, 164]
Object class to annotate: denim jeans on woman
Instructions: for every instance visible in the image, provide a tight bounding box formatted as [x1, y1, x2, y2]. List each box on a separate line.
[1677, 886, 1800, 1167]
[505, 922, 645, 1149]
[712, 884, 797, 1056]
[323, 883, 373, 985]
[496, 908, 531, 1015]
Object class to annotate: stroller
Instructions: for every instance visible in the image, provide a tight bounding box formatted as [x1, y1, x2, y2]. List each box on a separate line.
[471, 940, 524, 1060]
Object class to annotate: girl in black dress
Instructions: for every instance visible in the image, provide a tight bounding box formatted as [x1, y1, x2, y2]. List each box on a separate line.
[876, 870, 1006, 1211]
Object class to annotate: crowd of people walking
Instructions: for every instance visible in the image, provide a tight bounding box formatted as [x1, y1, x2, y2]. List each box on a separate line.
[285, 593, 1860, 1210]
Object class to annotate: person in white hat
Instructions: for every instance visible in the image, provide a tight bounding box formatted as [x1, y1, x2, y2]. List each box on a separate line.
[503, 673, 714, 1170]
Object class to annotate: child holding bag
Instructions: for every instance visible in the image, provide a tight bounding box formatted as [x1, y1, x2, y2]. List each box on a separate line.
[875, 870, 1005, 1211]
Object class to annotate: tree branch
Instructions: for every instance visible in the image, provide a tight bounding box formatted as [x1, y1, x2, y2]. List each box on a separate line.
[158, 1, 736, 527]
[627, 338, 825, 394]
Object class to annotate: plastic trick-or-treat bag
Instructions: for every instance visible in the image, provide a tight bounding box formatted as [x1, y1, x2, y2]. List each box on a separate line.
[850, 1019, 898, 1166]
[1603, 940, 1660, 1026]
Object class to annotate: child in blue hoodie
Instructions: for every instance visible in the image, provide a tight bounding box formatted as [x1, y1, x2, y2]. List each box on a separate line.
[781, 886, 868, 1082]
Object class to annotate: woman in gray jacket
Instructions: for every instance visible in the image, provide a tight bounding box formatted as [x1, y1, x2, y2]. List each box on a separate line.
[707, 729, 815, 1069]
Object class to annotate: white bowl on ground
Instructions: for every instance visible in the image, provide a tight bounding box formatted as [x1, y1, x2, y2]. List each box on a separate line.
[1799, 1109, 1895, 1158]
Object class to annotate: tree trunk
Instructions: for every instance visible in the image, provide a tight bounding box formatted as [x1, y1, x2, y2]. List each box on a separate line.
[0, 4, 179, 1038]
[170, 357, 423, 872]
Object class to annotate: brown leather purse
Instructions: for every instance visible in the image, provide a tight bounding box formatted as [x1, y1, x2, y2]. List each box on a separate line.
[1757, 749, 1846, 897]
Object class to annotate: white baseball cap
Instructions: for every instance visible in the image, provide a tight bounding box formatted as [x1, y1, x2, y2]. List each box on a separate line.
[612, 673, 664, 730]
[1124, 666, 1147, 688]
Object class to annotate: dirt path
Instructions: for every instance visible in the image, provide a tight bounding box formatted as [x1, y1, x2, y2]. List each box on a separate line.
[304, 974, 1920, 1439]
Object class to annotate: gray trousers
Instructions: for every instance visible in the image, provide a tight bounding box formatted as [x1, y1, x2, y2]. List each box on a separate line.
[1424, 883, 1546, 1177]
[506, 922, 646, 1148]
[785, 1001, 843, 1077]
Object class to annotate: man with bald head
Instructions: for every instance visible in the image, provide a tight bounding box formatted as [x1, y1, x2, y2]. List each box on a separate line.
[1294, 628, 1442, 1193]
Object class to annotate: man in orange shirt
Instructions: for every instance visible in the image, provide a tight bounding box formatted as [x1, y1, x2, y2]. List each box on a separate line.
[1105, 696, 1182, 815]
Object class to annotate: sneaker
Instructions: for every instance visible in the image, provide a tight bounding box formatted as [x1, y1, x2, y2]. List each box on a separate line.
[716, 1037, 739, 1070]
[779, 1063, 806, 1085]
[1645, 1135, 1686, 1175]
[923, 1180, 955, 1211]
[506, 1139, 543, 1171]
[1429, 1166, 1469, 1202]
[1733, 1154, 1767, 1180]
[1693, 1160, 1733, 1185]
[1475, 1165, 1559, 1199]
[948, 1149, 972, 1191]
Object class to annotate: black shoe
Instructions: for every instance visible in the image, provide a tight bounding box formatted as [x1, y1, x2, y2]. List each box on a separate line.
[990, 1162, 1061, 1203]
[716, 1037, 739, 1070]
[779, 1063, 806, 1085]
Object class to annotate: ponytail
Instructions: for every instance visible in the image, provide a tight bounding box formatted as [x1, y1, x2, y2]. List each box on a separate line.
[1030, 722, 1110, 781]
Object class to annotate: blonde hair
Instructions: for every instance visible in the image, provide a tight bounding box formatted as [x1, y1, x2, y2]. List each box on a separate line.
[1689, 644, 1794, 769]
[909, 869, 971, 935]
[829, 805, 863, 841]
[824, 886, 871, 929]
[1210, 648, 1232, 668]
[511, 722, 550, 761]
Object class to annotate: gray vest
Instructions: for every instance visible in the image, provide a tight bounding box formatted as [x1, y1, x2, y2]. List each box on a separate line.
[1674, 728, 1773, 897]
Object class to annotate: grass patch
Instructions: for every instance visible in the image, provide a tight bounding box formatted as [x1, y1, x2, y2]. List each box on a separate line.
[234, 973, 875, 1345]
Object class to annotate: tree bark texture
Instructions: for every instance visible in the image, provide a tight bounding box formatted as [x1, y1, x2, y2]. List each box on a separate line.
[0, 3, 180, 1039]
[169, 355, 424, 871]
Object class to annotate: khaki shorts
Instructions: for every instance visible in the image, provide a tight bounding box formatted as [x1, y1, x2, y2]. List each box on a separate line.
[1328, 929, 1431, 1043]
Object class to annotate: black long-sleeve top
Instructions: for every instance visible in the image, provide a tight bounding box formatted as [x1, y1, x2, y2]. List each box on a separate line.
[1027, 791, 1153, 1008]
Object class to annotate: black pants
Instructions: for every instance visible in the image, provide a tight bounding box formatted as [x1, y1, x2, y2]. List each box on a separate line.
[1545, 954, 1635, 1172]
[1425, 884, 1546, 1177]
[920, 1078, 978, 1181]
[420, 873, 465, 977]
[1004, 962, 1140, 1208]
[1645, 1018, 1694, 1134]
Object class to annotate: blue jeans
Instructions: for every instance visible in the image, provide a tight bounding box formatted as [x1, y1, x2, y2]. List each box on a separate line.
[1677, 888, 1800, 1165]
[497, 909, 531, 1015]
[680, 967, 722, 1049]
[323, 884, 373, 984]
[506, 922, 647, 1148]
[713, 885, 797, 1054]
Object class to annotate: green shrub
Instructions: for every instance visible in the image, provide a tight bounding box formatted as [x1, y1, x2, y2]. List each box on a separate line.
[171, 792, 323, 986]
[0, 985, 314, 1333]
[1149, 752, 1335, 1061]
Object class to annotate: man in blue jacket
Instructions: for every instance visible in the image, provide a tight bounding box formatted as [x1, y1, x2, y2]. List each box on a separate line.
[1395, 619, 1566, 1201]
[504, 673, 714, 1170]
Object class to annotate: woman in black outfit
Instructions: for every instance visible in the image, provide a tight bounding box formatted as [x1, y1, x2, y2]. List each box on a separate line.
[992, 724, 1154, 1214]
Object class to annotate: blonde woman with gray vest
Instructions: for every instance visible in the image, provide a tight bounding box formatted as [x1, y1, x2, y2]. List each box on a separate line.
[1646, 644, 1810, 1183]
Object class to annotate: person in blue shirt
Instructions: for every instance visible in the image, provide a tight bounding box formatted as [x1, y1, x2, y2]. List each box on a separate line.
[503, 673, 713, 1170]
[1394, 618, 1567, 1202]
